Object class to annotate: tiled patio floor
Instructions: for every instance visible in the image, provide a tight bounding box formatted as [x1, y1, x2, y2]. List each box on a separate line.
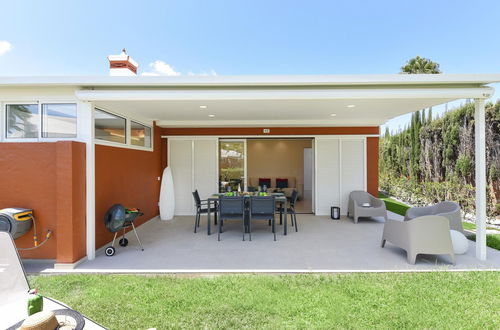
[25, 212, 500, 273]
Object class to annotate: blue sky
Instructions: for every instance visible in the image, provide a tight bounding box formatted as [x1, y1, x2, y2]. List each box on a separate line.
[0, 0, 499, 131]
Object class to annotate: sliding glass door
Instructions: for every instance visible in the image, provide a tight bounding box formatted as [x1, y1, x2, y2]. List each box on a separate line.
[219, 139, 246, 192]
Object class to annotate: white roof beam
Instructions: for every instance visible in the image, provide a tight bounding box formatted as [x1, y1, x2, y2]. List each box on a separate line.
[76, 87, 494, 101]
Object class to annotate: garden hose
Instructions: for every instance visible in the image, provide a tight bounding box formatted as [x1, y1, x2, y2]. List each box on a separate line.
[17, 214, 53, 251]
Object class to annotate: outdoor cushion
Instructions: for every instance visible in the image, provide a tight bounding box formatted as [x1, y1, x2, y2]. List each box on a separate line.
[258, 178, 271, 189]
[276, 178, 288, 188]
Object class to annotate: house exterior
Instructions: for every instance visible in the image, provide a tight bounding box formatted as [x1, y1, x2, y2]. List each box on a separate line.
[0, 53, 498, 268]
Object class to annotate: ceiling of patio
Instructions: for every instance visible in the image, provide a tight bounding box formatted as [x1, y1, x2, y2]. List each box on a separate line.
[65, 73, 498, 127]
[94, 97, 458, 127]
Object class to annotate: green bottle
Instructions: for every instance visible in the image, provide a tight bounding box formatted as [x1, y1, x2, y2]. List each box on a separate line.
[27, 289, 43, 315]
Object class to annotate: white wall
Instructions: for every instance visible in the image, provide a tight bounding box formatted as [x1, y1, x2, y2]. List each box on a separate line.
[168, 138, 218, 216]
[315, 137, 366, 216]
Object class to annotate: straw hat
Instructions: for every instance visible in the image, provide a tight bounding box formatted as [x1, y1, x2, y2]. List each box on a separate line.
[17, 311, 58, 330]
[10, 309, 85, 330]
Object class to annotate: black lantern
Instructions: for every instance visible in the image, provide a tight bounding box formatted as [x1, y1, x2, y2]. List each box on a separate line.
[331, 206, 340, 219]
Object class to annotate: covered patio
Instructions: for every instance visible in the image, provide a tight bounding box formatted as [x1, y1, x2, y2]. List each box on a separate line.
[76, 74, 498, 263]
[2, 73, 498, 268]
[30, 212, 500, 273]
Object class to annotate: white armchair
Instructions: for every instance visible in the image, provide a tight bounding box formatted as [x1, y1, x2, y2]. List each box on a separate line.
[348, 191, 387, 224]
[405, 201, 463, 233]
[381, 215, 455, 265]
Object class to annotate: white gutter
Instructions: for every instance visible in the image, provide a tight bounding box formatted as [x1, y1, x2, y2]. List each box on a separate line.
[75, 87, 494, 101]
[1, 73, 500, 87]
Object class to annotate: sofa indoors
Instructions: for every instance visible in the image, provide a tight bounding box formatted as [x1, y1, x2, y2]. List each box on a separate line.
[248, 177, 300, 199]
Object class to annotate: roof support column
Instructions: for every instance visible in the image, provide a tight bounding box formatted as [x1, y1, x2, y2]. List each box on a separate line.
[474, 98, 487, 260]
[78, 101, 96, 261]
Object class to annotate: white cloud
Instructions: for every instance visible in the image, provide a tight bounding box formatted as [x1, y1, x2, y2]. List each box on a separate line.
[0, 41, 13, 55]
[142, 60, 180, 76]
[142, 59, 217, 77]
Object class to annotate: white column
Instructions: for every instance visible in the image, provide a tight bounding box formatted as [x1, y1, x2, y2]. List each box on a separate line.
[474, 98, 487, 260]
[78, 101, 96, 260]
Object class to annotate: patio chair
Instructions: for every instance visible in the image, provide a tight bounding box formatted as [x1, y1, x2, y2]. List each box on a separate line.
[249, 196, 276, 241]
[381, 215, 455, 265]
[276, 189, 299, 232]
[218, 196, 246, 241]
[405, 201, 463, 233]
[192, 190, 217, 233]
[348, 191, 387, 223]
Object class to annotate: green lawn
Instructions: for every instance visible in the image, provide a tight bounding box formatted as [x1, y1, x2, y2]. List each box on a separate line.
[468, 234, 500, 251]
[378, 192, 411, 216]
[462, 221, 500, 232]
[29, 273, 499, 329]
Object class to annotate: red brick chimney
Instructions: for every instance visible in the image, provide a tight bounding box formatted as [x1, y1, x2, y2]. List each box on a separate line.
[107, 49, 138, 76]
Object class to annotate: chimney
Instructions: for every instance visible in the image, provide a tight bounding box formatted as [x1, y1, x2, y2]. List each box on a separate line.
[107, 49, 138, 76]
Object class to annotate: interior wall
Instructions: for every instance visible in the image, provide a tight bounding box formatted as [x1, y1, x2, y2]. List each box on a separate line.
[94, 124, 162, 250]
[247, 139, 312, 193]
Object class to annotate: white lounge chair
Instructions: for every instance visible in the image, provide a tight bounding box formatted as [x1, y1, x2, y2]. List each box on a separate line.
[381, 215, 455, 265]
[0, 232, 105, 328]
[348, 191, 387, 223]
[405, 201, 463, 233]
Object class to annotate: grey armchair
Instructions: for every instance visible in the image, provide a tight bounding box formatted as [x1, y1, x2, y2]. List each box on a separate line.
[348, 191, 387, 224]
[405, 201, 463, 233]
[381, 215, 455, 265]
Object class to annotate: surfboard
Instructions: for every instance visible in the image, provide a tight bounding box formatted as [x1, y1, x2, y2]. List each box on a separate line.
[159, 166, 175, 220]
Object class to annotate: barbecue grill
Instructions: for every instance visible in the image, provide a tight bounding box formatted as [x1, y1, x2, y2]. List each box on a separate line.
[104, 204, 144, 256]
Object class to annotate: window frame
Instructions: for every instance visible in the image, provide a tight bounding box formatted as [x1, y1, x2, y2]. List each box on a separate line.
[1, 101, 81, 142]
[4, 102, 40, 141]
[130, 120, 152, 148]
[93, 106, 153, 152]
[41, 103, 78, 139]
[94, 107, 128, 145]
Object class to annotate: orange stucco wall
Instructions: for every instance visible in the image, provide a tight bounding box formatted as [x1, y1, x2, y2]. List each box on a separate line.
[0, 141, 86, 262]
[94, 125, 163, 250]
[163, 126, 379, 136]
[367, 137, 379, 196]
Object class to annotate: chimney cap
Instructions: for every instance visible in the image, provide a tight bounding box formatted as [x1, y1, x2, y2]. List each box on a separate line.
[108, 49, 138, 76]
[107, 49, 138, 68]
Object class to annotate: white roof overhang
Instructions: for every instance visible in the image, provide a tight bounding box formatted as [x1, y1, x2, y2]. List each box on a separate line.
[1, 74, 498, 127]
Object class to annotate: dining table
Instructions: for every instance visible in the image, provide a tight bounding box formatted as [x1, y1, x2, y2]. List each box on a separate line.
[206, 193, 288, 236]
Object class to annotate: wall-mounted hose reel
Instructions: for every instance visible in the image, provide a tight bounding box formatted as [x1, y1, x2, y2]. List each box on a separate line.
[0, 208, 52, 250]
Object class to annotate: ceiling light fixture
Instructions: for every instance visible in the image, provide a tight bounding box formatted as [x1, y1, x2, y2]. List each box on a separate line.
[208, 114, 215, 118]
[347, 104, 356, 108]
[199, 105, 207, 109]
[330, 113, 337, 117]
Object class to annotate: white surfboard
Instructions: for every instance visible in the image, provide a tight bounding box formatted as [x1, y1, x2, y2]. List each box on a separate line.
[159, 166, 175, 220]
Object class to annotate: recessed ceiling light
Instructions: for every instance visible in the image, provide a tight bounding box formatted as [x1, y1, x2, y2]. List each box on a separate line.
[330, 113, 337, 117]
[347, 104, 356, 108]
[208, 114, 215, 118]
[199, 105, 207, 109]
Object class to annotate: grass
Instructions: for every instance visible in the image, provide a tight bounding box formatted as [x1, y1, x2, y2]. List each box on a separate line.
[29, 273, 500, 329]
[462, 221, 500, 232]
[378, 192, 410, 216]
[468, 234, 500, 251]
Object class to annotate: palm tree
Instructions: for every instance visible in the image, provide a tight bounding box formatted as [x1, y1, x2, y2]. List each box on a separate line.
[400, 56, 441, 74]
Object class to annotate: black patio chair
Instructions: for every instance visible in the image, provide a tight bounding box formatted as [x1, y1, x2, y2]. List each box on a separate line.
[192, 190, 217, 233]
[277, 189, 299, 232]
[249, 196, 276, 241]
[218, 196, 246, 241]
